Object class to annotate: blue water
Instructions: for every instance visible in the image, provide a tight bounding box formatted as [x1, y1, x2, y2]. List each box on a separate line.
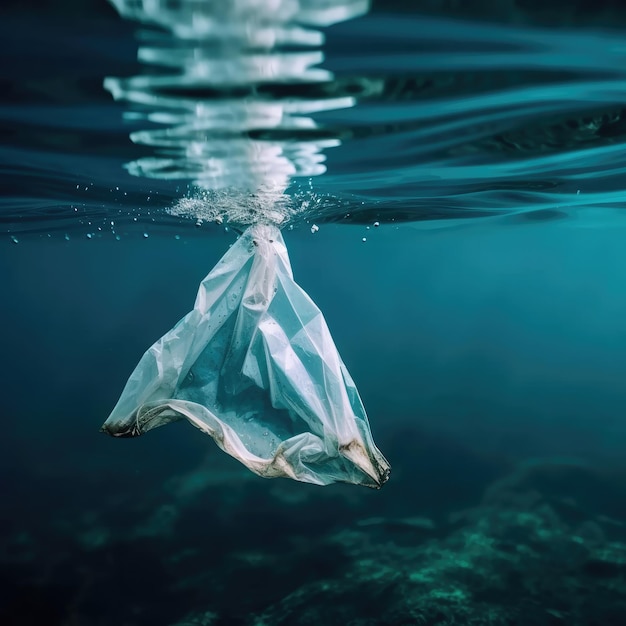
[4, 1, 626, 624]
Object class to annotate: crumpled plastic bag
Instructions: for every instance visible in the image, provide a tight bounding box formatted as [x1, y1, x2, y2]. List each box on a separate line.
[101, 223, 390, 488]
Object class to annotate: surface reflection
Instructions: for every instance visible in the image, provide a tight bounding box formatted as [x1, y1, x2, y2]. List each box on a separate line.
[105, 0, 368, 220]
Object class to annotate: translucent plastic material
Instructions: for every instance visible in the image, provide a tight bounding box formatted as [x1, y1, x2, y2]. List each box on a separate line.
[101, 224, 390, 488]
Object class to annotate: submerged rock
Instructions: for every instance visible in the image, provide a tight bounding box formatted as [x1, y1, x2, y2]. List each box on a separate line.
[250, 461, 626, 625]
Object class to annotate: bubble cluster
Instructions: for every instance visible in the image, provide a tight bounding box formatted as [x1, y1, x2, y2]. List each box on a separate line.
[168, 185, 302, 228]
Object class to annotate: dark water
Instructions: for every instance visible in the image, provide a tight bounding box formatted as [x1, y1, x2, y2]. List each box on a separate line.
[4, 1, 626, 624]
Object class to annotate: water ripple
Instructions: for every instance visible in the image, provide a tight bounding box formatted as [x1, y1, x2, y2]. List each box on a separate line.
[3, 3, 626, 236]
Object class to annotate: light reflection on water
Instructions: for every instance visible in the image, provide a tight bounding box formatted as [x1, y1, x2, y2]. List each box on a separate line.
[103, 0, 369, 226]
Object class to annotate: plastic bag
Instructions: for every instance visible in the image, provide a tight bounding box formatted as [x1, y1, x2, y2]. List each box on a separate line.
[101, 224, 390, 488]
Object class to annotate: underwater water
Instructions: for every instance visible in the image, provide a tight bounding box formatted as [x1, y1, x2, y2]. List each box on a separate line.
[4, 0, 626, 624]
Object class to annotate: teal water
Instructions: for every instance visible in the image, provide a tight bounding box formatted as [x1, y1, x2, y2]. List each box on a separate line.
[3, 1, 626, 624]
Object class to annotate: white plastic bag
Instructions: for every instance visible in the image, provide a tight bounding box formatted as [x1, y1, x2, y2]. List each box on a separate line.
[101, 224, 390, 488]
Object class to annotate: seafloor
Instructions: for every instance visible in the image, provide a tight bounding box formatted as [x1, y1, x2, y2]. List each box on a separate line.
[3, 426, 626, 626]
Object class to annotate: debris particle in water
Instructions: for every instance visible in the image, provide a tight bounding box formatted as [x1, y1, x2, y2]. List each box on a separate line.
[362, 237, 367, 242]
[87, 233, 93, 239]
[64, 234, 70, 241]
[10, 235, 18, 244]
[174, 234, 181, 240]
[311, 224, 319, 234]
[374, 221, 380, 227]
[143, 233, 149, 238]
